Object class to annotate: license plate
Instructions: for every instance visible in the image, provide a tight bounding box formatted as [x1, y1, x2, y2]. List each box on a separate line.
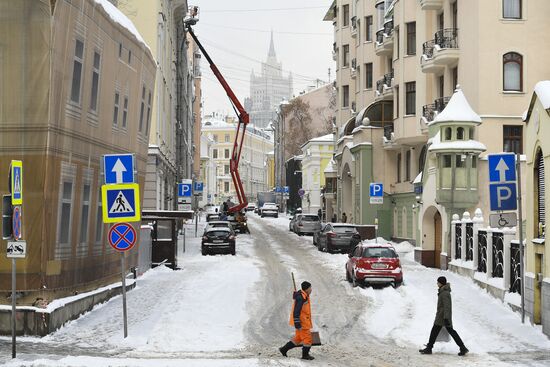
[371, 263, 388, 269]
[213, 240, 224, 243]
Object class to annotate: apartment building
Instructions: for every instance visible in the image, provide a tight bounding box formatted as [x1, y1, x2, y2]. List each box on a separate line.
[325, 0, 550, 262]
[201, 116, 273, 204]
[120, 0, 195, 211]
[301, 134, 335, 214]
[0, 0, 156, 302]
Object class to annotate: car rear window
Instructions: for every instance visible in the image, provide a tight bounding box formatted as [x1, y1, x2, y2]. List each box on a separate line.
[362, 247, 397, 258]
[334, 226, 356, 233]
[206, 230, 230, 237]
[301, 215, 319, 222]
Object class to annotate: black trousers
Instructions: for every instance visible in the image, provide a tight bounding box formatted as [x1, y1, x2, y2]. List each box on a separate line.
[427, 324, 465, 348]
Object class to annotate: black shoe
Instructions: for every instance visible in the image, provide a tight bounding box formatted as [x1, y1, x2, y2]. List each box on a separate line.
[419, 347, 432, 354]
[279, 341, 295, 357]
[302, 346, 315, 360]
[458, 347, 469, 356]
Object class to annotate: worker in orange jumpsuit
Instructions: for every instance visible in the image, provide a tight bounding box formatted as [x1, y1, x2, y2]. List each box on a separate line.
[279, 281, 315, 360]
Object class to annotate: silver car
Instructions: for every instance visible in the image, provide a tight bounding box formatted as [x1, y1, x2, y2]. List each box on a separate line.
[293, 214, 322, 236]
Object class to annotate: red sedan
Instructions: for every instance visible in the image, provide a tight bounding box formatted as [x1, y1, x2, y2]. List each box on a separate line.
[346, 243, 403, 287]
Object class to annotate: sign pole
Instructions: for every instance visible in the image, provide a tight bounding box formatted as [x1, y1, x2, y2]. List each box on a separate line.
[121, 252, 128, 338]
[516, 153, 525, 323]
[11, 257, 16, 358]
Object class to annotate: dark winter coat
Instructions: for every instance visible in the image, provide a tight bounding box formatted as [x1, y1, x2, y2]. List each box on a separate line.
[434, 283, 453, 327]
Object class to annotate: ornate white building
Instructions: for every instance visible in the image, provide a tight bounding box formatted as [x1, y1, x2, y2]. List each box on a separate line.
[246, 32, 293, 128]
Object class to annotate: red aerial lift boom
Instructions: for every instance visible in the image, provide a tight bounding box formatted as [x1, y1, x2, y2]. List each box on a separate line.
[186, 23, 249, 213]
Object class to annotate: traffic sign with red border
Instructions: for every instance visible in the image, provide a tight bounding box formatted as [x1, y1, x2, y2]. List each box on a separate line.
[108, 223, 137, 252]
[12, 206, 21, 240]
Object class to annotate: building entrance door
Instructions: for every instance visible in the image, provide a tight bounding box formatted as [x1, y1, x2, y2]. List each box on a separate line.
[434, 212, 442, 269]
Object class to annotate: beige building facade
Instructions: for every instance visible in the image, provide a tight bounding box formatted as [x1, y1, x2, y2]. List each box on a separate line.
[325, 0, 550, 264]
[0, 0, 156, 302]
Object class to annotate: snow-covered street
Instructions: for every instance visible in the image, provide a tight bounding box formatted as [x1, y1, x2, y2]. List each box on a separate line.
[1, 214, 549, 367]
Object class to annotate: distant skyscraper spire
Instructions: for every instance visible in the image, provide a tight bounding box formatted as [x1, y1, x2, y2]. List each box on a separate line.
[268, 30, 276, 58]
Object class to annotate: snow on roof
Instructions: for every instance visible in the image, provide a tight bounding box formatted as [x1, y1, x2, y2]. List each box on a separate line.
[324, 159, 336, 173]
[310, 133, 334, 143]
[428, 139, 486, 152]
[431, 87, 482, 124]
[534, 80, 550, 109]
[94, 0, 152, 56]
[413, 172, 422, 184]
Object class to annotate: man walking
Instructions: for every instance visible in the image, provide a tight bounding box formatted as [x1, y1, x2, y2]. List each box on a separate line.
[279, 281, 315, 360]
[419, 276, 469, 356]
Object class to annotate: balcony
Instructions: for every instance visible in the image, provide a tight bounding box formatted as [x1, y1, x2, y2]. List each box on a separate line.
[332, 42, 337, 61]
[351, 58, 357, 78]
[351, 16, 358, 37]
[420, 0, 444, 11]
[421, 29, 459, 73]
[375, 70, 394, 100]
[422, 96, 451, 123]
[375, 19, 394, 56]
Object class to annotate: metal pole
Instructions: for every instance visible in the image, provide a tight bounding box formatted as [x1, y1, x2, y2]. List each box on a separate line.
[11, 258, 16, 358]
[121, 252, 128, 338]
[516, 153, 525, 323]
[183, 227, 186, 253]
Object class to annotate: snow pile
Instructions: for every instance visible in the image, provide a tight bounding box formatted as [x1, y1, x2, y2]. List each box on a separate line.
[3, 357, 263, 367]
[534, 80, 550, 109]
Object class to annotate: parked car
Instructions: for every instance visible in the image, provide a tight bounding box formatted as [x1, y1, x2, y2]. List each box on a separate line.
[314, 223, 361, 253]
[260, 203, 278, 218]
[205, 205, 220, 222]
[201, 227, 236, 255]
[345, 243, 403, 287]
[245, 203, 256, 212]
[204, 220, 234, 234]
[292, 214, 322, 236]
[288, 215, 297, 232]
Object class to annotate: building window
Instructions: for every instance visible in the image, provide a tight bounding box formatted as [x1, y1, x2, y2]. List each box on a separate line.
[213, 149, 218, 159]
[79, 183, 91, 247]
[471, 156, 477, 168]
[457, 127, 465, 140]
[56, 180, 74, 260]
[128, 49, 132, 64]
[224, 181, 230, 192]
[121, 96, 128, 128]
[139, 86, 145, 132]
[419, 145, 427, 173]
[445, 127, 452, 140]
[452, 67, 458, 91]
[70, 39, 84, 104]
[343, 44, 349, 67]
[397, 153, 401, 182]
[405, 82, 416, 115]
[213, 134, 218, 142]
[406, 22, 416, 55]
[342, 85, 349, 107]
[90, 51, 101, 112]
[146, 91, 152, 134]
[225, 134, 230, 143]
[224, 165, 230, 175]
[395, 85, 399, 118]
[503, 52, 522, 92]
[405, 150, 411, 181]
[443, 155, 452, 168]
[118, 43, 123, 58]
[343, 4, 349, 27]
[365, 63, 373, 89]
[365, 16, 373, 41]
[395, 28, 399, 59]
[113, 92, 120, 126]
[224, 149, 230, 159]
[503, 0, 521, 19]
[94, 193, 103, 249]
[503, 125, 523, 154]
[456, 155, 465, 168]
[534, 149, 545, 238]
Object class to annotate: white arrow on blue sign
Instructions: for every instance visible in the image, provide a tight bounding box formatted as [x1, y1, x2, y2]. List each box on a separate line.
[488, 153, 517, 211]
[104, 154, 135, 184]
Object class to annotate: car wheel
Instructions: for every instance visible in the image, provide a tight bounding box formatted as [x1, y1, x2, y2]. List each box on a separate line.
[393, 280, 403, 288]
[275, 215, 278, 218]
[346, 269, 352, 282]
[352, 272, 359, 288]
[261, 215, 264, 218]
[201, 248, 207, 256]
[317, 243, 322, 251]
[231, 248, 236, 256]
[326, 244, 332, 253]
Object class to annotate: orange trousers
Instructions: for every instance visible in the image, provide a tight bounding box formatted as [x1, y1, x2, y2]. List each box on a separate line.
[292, 329, 312, 346]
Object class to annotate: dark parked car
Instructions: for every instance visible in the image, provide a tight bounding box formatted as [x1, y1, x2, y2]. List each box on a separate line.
[314, 223, 361, 253]
[201, 227, 236, 255]
[345, 243, 403, 287]
[205, 220, 234, 233]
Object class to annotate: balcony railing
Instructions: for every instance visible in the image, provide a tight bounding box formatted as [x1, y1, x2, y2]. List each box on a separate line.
[376, 70, 394, 96]
[422, 40, 435, 59]
[384, 18, 394, 36]
[384, 70, 394, 86]
[434, 28, 459, 49]
[376, 29, 384, 44]
[422, 103, 435, 122]
[434, 96, 451, 113]
[384, 125, 394, 141]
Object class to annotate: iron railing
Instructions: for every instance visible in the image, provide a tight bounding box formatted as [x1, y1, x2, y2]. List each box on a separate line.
[384, 125, 394, 141]
[422, 40, 435, 59]
[384, 18, 394, 36]
[376, 71, 394, 95]
[376, 79, 385, 94]
[466, 223, 473, 261]
[384, 70, 394, 86]
[510, 242, 521, 294]
[435, 28, 459, 49]
[455, 223, 462, 259]
[478, 231, 487, 273]
[492, 232, 504, 278]
[422, 104, 435, 122]
[376, 29, 384, 44]
[434, 96, 451, 112]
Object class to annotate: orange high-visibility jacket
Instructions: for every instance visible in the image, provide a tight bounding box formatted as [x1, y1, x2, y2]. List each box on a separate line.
[289, 290, 312, 330]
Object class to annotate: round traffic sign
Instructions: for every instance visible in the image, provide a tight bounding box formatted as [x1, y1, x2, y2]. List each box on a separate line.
[108, 223, 137, 252]
[298, 188, 305, 197]
[12, 206, 22, 240]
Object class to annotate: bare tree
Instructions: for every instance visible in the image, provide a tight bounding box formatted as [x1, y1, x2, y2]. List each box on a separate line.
[315, 86, 336, 135]
[282, 99, 313, 159]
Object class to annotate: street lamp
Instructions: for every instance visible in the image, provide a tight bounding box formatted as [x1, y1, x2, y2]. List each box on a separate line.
[276, 99, 290, 213]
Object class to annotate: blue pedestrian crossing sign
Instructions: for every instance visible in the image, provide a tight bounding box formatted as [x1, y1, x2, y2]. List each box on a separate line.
[10, 160, 23, 205]
[103, 154, 135, 184]
[488, 153, 517, 211]
[101, 183, 141, 223]
[178, 182, 192, 197]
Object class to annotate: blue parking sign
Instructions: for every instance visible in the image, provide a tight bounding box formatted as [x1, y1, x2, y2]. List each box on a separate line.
[194, 181, 204, 192]
[369, 183, 383, 197]
[489, 183, 517, 211]
[178, 183, 192, 197]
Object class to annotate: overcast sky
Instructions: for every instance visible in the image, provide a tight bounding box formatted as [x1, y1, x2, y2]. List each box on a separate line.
[193, 0, 334, 117]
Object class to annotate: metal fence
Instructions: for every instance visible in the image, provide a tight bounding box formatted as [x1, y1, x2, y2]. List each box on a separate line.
[477, 230, 487, 273]
[492, 232, 504, 278]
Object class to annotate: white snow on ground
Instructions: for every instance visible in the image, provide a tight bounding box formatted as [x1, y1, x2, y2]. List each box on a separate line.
[257, 213, 550, 356]
[3, 357, 263, 367]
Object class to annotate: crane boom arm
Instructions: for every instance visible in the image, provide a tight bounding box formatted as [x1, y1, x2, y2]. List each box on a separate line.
[187, 26, 249, 213]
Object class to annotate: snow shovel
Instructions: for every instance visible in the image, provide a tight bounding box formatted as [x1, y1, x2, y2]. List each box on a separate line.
[291, 272, 322, 346]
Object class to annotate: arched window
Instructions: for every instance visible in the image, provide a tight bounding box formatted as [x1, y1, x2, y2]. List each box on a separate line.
[534, 149, 546, 238]
[445, 127, 452, 140]
[457, 127, 465, 140]
[503, 52, 523, 92]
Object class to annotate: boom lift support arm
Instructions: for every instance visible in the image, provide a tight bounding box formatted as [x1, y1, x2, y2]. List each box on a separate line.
[186, 26, 249, 213]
